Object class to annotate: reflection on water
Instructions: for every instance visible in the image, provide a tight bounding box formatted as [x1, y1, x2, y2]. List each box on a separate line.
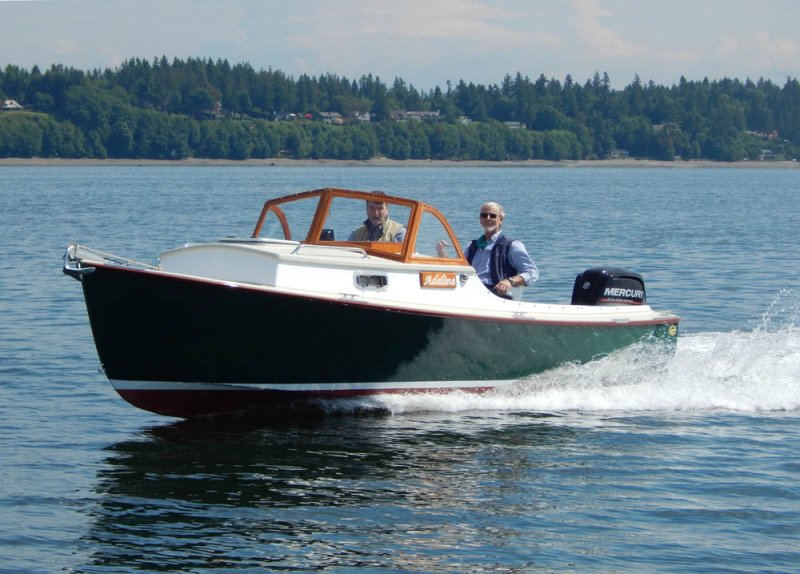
[77, 316, 800, 571]
[82, 413, 572, 572]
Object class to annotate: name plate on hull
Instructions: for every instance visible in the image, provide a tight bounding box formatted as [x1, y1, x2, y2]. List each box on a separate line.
[419, 272, 457, 289]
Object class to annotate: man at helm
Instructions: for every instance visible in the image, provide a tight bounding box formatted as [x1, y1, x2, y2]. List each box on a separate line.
[348, 192, 406, 242]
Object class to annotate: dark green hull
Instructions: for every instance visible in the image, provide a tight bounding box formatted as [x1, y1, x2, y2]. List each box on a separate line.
[76, 263, 678, 417]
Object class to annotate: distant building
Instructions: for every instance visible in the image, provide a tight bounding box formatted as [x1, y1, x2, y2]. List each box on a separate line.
[504, 121, 525, 130]
[609, 149, 630, 159]
[653, 122, 680, 135]
[319, 111, 344, 125]
[1, 99, 24, 110]
[391, 110, 441, 122]
[747, 129, 779, 140]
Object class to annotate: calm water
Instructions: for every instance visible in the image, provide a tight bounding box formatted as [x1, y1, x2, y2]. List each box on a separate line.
[1, 165, 799, 573]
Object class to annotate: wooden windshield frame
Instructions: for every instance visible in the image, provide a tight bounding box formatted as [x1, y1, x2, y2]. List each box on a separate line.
[251, 187, 467, 264]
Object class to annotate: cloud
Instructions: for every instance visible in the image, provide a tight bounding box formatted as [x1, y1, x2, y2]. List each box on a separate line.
[279, 0, 565, 86]
[568, 0, 648, 58]
[716, 34, 740, 57]
[710, 30, 799, 81]
[1, 0, 796, 90]
[288, 0, 558, 50]
[718, 30, 798, 61]
[26, 1, 253, 69]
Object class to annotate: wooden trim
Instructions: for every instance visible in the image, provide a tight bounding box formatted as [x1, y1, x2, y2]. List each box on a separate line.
[251, 187, 469, 265]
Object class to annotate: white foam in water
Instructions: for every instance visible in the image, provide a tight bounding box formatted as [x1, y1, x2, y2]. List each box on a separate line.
[330, 290, 800, 416]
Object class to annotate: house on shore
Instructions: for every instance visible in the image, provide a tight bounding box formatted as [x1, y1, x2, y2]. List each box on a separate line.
[2, 99, 25, 110]
[319, 112, 344, 125]
[391, 110, 441, 122]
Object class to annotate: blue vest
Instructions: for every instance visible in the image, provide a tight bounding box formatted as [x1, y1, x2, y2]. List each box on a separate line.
[467, 234, 518, 288]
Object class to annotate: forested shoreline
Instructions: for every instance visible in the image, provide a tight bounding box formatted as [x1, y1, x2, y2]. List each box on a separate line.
[1, 58, 798, 162]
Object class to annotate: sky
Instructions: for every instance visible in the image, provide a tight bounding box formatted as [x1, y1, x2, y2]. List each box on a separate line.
[1, 0, 798, 91]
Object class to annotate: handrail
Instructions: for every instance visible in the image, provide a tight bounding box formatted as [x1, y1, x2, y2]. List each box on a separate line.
[218, 237, 300, 246]
[65, 243, 159, 270]
[290, 243, 368, 258]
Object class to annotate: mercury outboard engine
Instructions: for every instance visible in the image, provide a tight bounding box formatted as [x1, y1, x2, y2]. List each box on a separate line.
[571, 267, 646, 306]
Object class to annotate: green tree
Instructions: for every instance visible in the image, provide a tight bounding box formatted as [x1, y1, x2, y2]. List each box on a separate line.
[477, 122, 506, 160]
[0, 113, 44, 156]
[350, 126, 378, 160]
[542, 130, 578, 160]
[42, 119, 86, 157]
[184, 87, 215, 119]
[1, 58, 797, 162]
[108, 120, 135, 157]
[284, 124, 312, 158]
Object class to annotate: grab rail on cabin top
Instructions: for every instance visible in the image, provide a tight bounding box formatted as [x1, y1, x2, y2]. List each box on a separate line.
[290, 243, 368, 258]
[217, 237, 300, 246]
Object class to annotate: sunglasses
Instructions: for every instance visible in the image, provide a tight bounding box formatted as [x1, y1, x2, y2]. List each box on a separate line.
[480, 212, 498, 219]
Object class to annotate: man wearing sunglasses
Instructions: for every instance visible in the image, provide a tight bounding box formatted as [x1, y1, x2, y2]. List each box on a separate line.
[466, 202, 539, 299]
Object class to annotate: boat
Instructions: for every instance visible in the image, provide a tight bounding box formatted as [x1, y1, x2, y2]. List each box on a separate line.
[63, 187, 679, 418]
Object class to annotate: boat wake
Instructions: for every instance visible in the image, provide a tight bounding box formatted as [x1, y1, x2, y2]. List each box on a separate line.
[325, 290, 800, 415]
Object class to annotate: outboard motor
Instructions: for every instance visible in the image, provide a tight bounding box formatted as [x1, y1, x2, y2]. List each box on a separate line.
[571, 267, 646, 306]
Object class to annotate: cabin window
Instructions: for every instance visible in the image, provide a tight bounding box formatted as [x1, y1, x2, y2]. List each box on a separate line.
[413, 209, 460, 259]
[327, 195, 411, 244]
[258, 196, 318, 241]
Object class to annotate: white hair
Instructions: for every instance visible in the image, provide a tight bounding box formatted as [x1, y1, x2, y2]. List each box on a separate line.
[480, 201, 505, 220]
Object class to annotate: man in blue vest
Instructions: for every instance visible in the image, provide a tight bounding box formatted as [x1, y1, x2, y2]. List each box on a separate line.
[466, 201, 539, 298]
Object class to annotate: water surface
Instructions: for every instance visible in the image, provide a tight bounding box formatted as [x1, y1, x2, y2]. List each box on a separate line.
[1, 165, 798, 573]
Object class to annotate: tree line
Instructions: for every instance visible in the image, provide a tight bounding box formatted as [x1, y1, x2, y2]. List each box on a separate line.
[1, 57, 798, 162]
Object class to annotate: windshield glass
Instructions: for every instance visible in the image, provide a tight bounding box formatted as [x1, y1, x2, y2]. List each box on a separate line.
[413, 208, 462, 261]
[252, 189, 464, 263]
[256, 195, 319, 241]
[324, 195, 411, 243]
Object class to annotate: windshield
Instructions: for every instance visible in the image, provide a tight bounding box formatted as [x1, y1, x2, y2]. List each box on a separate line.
[324, 195, 411, 243]
[252, 188, 464, 263]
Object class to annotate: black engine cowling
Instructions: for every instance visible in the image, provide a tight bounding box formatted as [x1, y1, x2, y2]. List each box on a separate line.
[571, 267, 646, 306]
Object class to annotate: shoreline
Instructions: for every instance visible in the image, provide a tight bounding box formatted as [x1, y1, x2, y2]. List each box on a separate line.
[0, 157, 797, 169]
